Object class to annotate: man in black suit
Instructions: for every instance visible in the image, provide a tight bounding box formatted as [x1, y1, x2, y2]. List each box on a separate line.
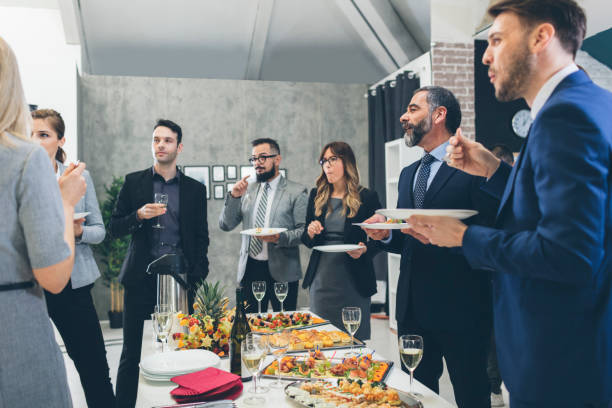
[110, 119, 209, 408]
[365, 87, 497, 408]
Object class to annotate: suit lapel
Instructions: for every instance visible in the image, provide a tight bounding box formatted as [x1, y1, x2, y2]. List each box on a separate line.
[399, 164, 418, 208]
[178, 171, 188, 238]
[497, 129, 530, 218]
[268, 176, 286, 226]
[423, 163, 456, 207]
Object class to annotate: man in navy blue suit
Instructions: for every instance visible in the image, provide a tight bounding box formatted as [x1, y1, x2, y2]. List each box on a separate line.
[409, 1, 612, 407]
[365, 86, 498, 408]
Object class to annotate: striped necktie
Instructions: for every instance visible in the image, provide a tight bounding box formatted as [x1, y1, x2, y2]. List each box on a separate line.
[249, 182, 271, 257]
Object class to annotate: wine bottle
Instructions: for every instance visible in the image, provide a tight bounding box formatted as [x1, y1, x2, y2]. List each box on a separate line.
[229, 287, 252, 381]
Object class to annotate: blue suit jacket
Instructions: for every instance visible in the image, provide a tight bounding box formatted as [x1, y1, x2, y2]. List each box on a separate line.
[463, 70, 612, 404]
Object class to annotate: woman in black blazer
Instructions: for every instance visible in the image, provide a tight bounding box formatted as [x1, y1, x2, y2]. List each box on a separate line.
[301, 141, 381, 340]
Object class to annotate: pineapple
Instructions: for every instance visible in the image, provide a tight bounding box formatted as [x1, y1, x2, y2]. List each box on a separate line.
[193, 281, 229, 322]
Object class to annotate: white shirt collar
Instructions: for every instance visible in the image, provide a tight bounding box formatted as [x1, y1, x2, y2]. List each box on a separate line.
[427, 141, 450, 162]
[530, 63, 578, 119]
[262, 173, 282, 191]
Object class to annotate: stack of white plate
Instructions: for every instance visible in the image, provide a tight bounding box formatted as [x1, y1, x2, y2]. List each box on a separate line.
[139, 349, 221, 382]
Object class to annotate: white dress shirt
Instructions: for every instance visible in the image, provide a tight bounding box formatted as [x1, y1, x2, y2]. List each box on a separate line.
[252, 174, 281, 261]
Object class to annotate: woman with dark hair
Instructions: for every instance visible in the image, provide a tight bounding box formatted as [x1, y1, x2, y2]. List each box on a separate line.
[301, 141, 381, 340]
[31, 109, 116, 407]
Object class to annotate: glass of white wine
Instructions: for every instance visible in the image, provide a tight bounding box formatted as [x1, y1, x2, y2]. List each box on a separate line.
[252, 281, 266, 314]
[152, 193, 168, 229]
[342, 306, 361, 357]
[153, 304, 174, 353]
[241, 333, 266, 405]
[399, 334, 424, 398]
[273, 282, 288, 312]
[268, 330, 289, 389]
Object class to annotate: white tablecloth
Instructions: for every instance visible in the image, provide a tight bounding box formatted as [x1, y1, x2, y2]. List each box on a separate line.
[136, 321, 455, 408]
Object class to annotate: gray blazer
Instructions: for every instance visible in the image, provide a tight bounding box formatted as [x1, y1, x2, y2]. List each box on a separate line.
[58, 161, 105, 289]
[219, 175, 307, 283]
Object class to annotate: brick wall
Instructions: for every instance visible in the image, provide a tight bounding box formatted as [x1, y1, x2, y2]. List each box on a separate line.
[431, 42, 475, 140]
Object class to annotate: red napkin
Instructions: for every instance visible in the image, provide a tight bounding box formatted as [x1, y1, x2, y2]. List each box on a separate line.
[170, 367, 243, 402]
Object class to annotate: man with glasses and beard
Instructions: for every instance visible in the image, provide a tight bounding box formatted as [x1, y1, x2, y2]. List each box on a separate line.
[220, 138, 307, 313]
[363, 86, 498, 408]
[406, 1, 612, 407]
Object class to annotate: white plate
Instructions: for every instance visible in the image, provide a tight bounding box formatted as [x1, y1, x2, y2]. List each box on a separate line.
[313, 244, 363, 253]
[140, 349, 220, 376]
[140, 371, 174, 382]
[240, 227, 287, 236]
[353, 222, 411, 230]
[376, 208, 478, 220]
[73, 212, 90, 220]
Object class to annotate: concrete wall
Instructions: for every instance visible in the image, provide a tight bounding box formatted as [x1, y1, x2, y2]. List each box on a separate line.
[78, 74, 369, 318]
[576, 50, 612, 92]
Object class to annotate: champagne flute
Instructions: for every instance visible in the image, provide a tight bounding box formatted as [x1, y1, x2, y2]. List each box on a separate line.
[399, 334, 424, 398]
[252, 281, 266, 315]
[241, 333, 266, 405]
[342, 307, 361, 357]
[268, 330, 289, 389]
[152, 193, 168, 229]
[153, 304, 174, 352]
[251, 333, 270, 394]
[273, 282, 288, 312]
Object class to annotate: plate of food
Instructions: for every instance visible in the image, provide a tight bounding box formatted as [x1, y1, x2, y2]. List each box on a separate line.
[269, 329, 364, 352]
[285, 379, 423, 408]
[313, 244, 363, 253]
[353, 219, 411, 230]
[240, 227, 287, 236]
[262, 352, 392, 382]
[376, 208, 478, 220]
[248, 312, 328, 333]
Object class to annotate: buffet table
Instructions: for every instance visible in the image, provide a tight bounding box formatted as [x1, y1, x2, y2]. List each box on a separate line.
[136, 319, 455, 408]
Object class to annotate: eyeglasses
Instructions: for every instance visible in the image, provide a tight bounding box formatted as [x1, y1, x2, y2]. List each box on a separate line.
[319, 155, 341, 167]
[248, 154, 277, 164]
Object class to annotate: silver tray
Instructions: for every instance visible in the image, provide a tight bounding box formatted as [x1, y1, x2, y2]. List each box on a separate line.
[284, 380, 423, 408]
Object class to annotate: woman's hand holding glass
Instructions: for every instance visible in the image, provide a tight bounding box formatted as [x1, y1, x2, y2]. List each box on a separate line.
[307, 220, 324, 239]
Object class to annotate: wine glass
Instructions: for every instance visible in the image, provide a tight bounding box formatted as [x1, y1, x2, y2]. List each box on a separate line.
[152, 193, 168, 229]
[399, 334, 424, 398]
[252, 281, 266, 315]
[273, 282, 288, 312]
[342, 307, 361, 357]
[250, 333, 270, 394]
[268, 330, 289, 389]
[153, 304, 174, 352]
[241, 333, 267, 405]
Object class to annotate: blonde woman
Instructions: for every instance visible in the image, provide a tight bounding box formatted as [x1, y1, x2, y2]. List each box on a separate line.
[0, 37, 86, 406]
[301, 141, 381, 340]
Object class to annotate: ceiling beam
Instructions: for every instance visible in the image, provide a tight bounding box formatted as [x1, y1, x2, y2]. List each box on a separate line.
[335, 0, 422, 73]
[245, 0, 275, 80]
[57, 0, 80, 45]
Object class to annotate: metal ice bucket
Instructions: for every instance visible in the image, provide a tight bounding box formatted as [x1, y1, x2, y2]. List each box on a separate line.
[146, 253, 189, 314]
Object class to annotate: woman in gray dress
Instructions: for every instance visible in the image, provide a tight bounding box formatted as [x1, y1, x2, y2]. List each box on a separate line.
[0, 37, 86, 407]
[31, 109, 116, 407]
[301, 142, 381, 340]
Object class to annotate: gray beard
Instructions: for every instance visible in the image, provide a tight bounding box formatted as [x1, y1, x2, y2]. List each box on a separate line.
[404, 131, 424, 148]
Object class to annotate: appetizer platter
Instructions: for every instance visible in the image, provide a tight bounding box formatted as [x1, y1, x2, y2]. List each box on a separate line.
[285, 379, 423, 408]
[248, 311, 328, 333]
[269, 329, 365, 353]
[263, 351, 392, 382]
[352, 219, 411, 229]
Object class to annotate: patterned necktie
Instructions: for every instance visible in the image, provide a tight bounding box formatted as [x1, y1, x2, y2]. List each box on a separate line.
[413, 153, 436, 209]
[249, 182, 271, 257]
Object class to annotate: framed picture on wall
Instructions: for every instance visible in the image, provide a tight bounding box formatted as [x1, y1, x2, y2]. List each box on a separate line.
[240, 165, 255, 182]
[227, 182, 236, 192]
[280, 168, 287, 178]
[226, 165, 237, 180]
[183, 166, 210, 200]
[214, 184, 225, 200]
[212, 165, 225, 182]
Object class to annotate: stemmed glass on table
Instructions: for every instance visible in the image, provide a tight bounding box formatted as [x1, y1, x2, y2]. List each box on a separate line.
[152, 304, 174, 352]
[399, 334, 424, 398]
[268, 330, 289, 389]
[241, 332, 267, 405]
[342, 306, 361, 357]
[273, 282, 288, 312]
[152, 193, 168, 229]
[252, 281, 266, 314]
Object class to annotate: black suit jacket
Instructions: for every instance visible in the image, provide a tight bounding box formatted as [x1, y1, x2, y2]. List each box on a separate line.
[384, 161, 498, 331]
[301, 187, 382, 298]
[109, 167, 209, 289]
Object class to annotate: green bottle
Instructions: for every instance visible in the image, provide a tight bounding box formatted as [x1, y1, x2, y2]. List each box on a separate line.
[229, 287, 252, 381]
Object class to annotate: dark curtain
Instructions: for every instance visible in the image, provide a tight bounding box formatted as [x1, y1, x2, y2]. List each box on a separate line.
[367, 71, 420, 314]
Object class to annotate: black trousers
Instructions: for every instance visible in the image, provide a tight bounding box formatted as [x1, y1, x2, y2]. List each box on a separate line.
[487, 334, 503, 394]
[398, 319, 491, 408]
[45, 282, 116, 408]
[241, 257, 299, 314]
[115, 278, 157, 408]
